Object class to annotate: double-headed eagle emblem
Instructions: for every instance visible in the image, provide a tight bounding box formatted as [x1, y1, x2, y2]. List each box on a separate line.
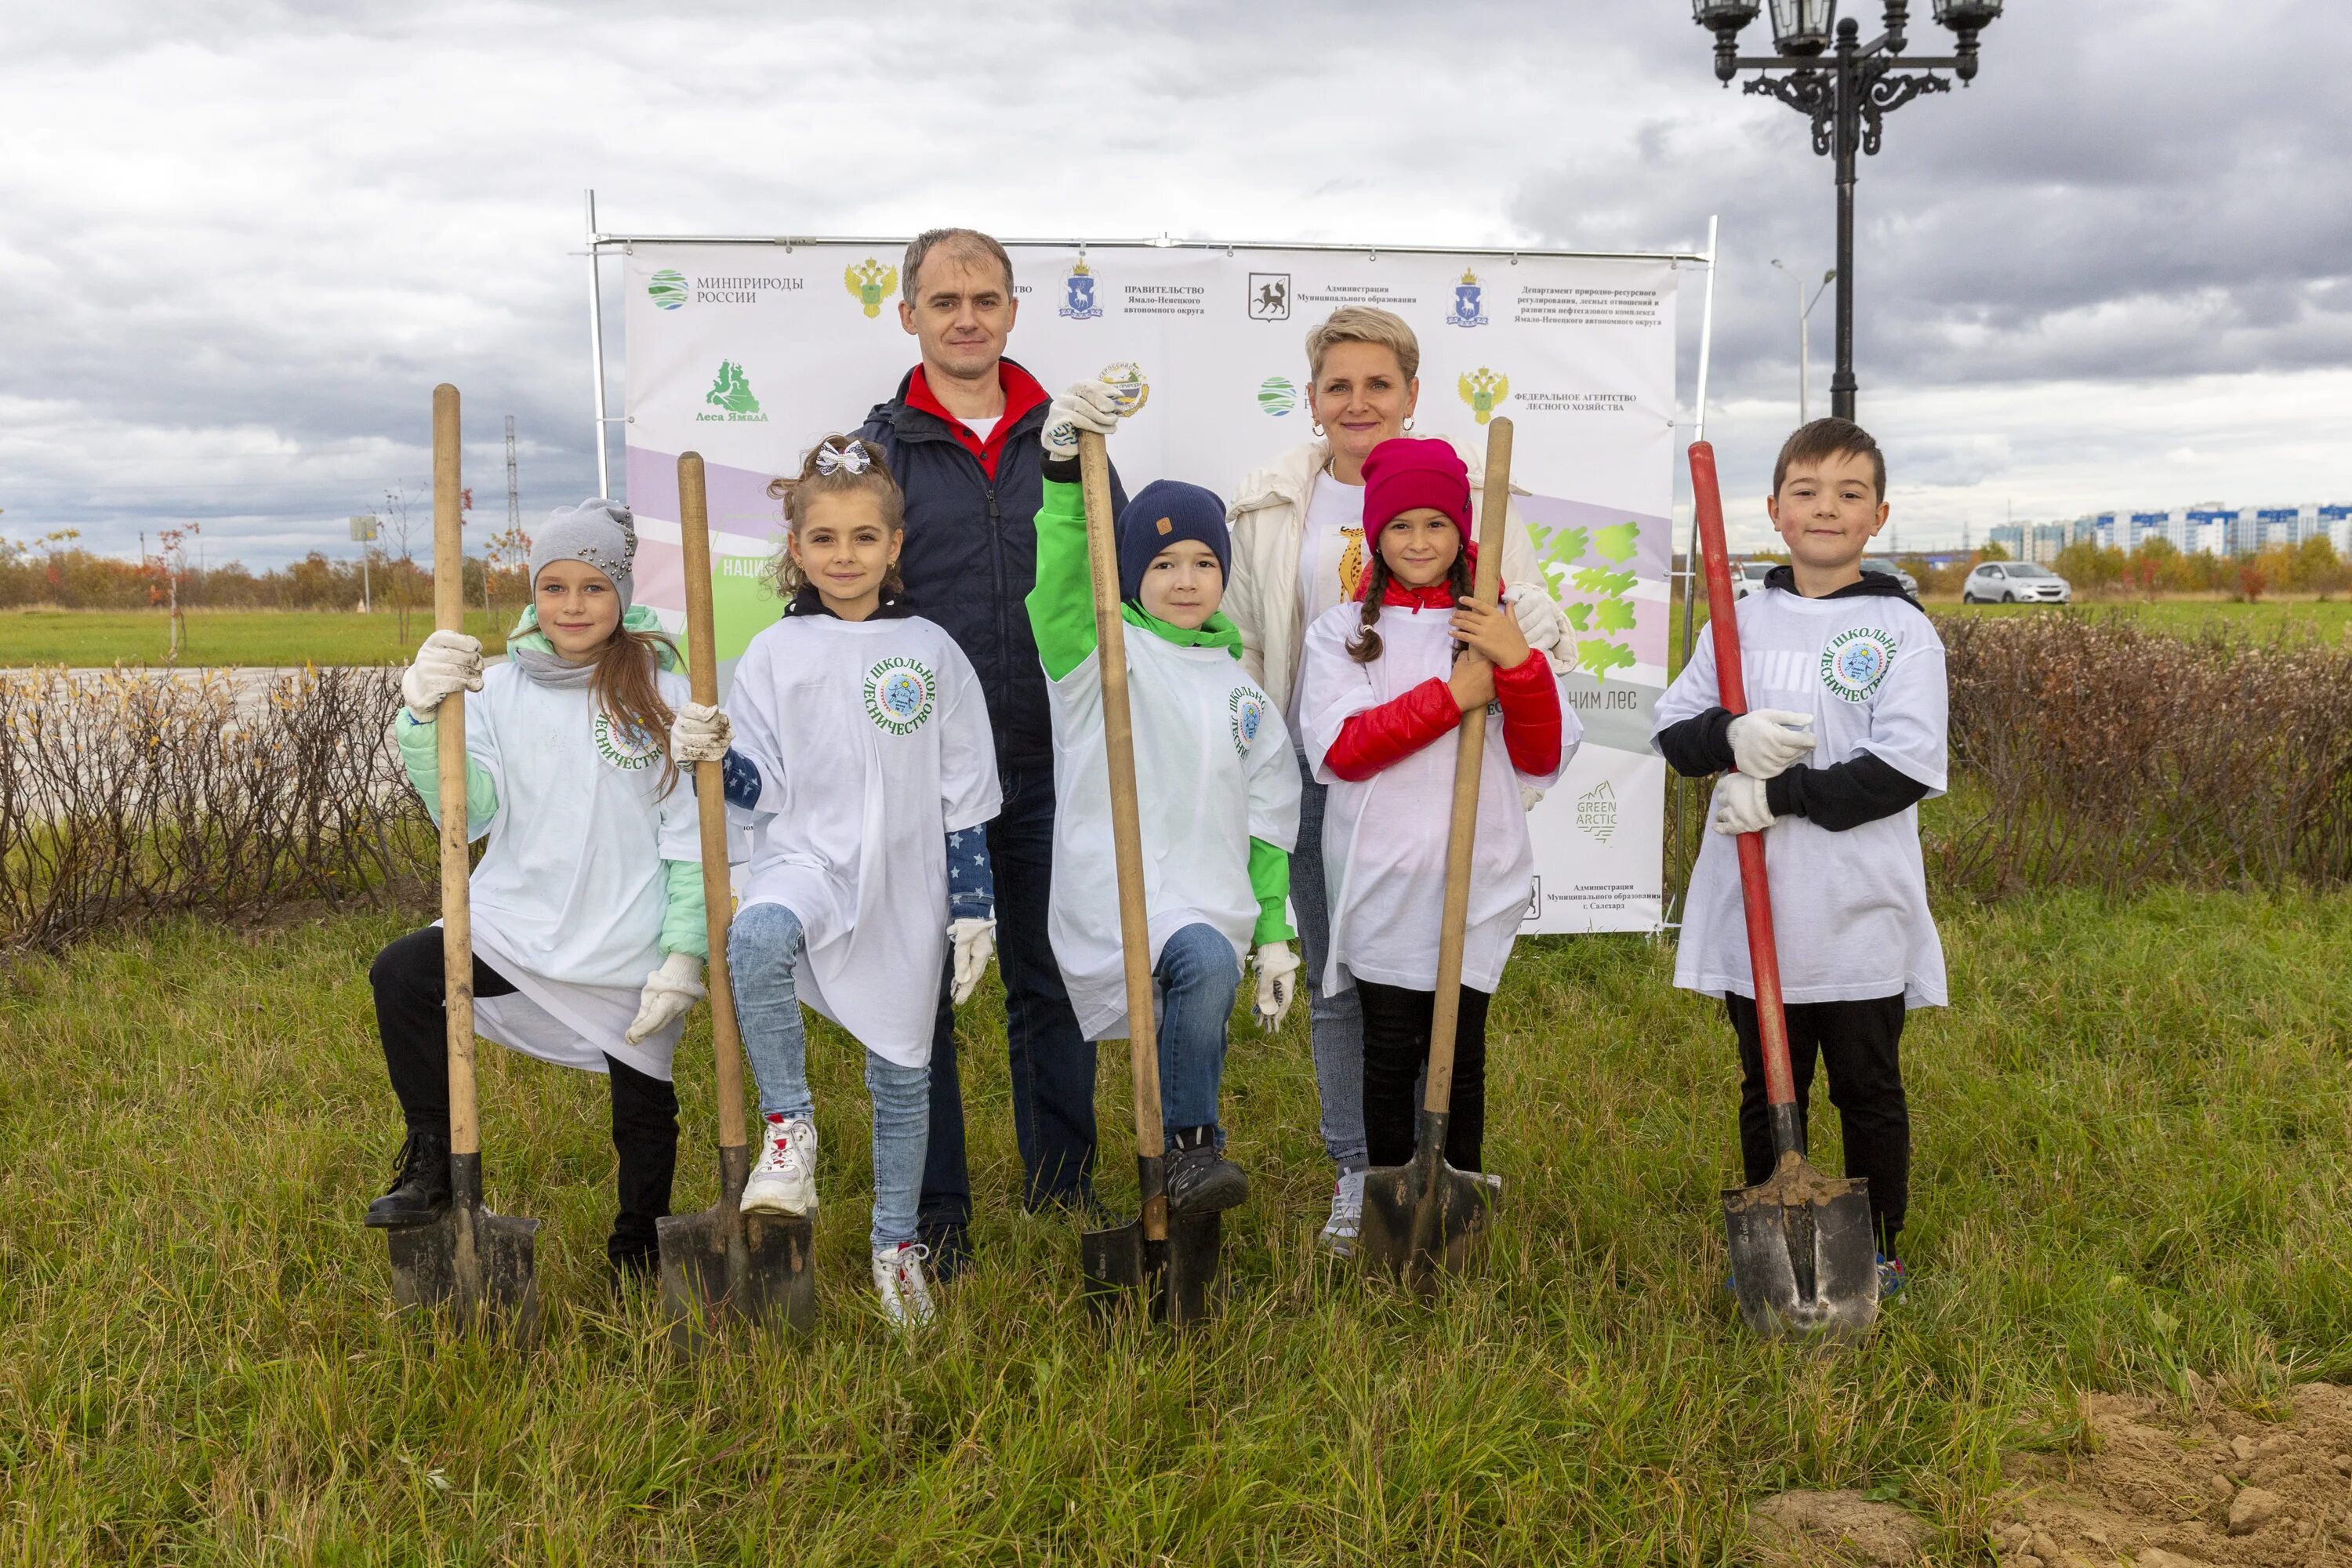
[844, 259, 898, 319]
[1457, 367, 1509, 425]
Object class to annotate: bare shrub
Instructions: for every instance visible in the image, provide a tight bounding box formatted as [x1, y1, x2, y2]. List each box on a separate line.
[0, 666, 435, 953]
[1933, 613, 2352, 898]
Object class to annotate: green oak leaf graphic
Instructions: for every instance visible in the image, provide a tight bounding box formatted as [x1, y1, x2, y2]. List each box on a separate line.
[1571, 567, 1638, 597]
[1577, 638, 1637, 680]
[1563, 601, 1594, 633]
[1595, 598, 1637, 632]
[1592, 521, 1640, 564]
[1537, 525, 1589, 572]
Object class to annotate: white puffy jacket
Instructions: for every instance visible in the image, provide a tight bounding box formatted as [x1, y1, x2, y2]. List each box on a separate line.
[1224, 434, 1555, 713]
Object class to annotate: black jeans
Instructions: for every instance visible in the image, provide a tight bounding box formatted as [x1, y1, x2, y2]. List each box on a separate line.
[370, 926, 679, 1268]
[1724, 992, 1910, 1257]
[1358, 979, 1492, 1172]
[921, 765, 1098, 1227]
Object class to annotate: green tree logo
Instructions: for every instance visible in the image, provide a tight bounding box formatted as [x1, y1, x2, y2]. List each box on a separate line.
[706, 361, 760, 416]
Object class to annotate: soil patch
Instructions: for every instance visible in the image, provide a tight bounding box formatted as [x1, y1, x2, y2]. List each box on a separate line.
[1991, 1381, 2352, 1566]
[1748, 1489, 1931, 1566]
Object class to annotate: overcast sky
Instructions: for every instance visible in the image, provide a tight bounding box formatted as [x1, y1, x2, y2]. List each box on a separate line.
[4, 0, 2343, 564]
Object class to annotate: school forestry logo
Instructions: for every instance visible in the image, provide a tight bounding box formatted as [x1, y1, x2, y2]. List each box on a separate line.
[1257, 376, 1298, 416]
[1820, 626, 1899, 702]
[1458, 366, 1510, 424]
[1576, 780, 1618, 844]
[1228, 688, 1267, 757]
[844, 259, 897, 318]
[1099, 360, 1150, 418]
[593, 713, 662, 771]
[864, 657, 936, 735]
[1445, 268, 1490, 328]
[1060, 259, 1102, 321]
[700, 361, 768, 422]
[1247, 273, 1290, 321]
[648, 269, 688, 311]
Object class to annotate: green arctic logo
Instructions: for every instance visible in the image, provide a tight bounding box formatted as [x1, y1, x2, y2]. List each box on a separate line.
[699, 361, 767, 422]
[648, 269, 688, 310]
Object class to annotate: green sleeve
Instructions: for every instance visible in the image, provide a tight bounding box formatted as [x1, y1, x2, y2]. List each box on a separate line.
[660, 858, 709, 960]
[1248, 837, 1295, 946]
[393, 712, 498, 840]
[1025, 475, 1099, 681]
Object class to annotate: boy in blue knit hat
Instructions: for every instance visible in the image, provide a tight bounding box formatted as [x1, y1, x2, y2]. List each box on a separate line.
[1025, 379, 1302, 1214]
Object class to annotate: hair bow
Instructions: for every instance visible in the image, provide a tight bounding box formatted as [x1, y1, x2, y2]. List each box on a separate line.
[815, 441, 871, 477]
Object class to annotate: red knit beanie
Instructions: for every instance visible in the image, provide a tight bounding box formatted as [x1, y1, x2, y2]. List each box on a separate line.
[1361, 437, 1471, 535]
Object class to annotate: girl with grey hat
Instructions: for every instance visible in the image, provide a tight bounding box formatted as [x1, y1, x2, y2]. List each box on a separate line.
[363, 499, 713, 1290]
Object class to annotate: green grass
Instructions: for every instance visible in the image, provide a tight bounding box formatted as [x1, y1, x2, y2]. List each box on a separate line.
[1929, 596, 2352, 641]
[0, 608, 514, 668]
[4, 889, 2347, 1563]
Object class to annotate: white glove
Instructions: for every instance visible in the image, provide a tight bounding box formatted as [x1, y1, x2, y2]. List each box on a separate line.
[1506, 586, 1568, 653]
[1710, 774, 1781, 837]
[1253, 942, 1301, 1032]
[1726, 708, 1817, 780]
[1519, 785, 1545, 812]
[1040, 379, 1125, 462]
[670, 701, 733, 764]
[401, 630, 483, 723]
[948, 916, 996, 1007]
[624, 952, 706, 1044]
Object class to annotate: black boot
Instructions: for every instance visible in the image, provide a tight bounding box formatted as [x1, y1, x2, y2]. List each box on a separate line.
[1163, 1125, 1247, 1216]
[365, 1127, 452, 1228]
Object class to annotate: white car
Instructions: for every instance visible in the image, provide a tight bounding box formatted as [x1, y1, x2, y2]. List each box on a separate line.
[1729, 561, 1775, 600]
[1963, 561, 2072, 604]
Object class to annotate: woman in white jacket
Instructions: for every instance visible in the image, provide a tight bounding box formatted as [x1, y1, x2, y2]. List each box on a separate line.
[1222, 305, 1568, 1254]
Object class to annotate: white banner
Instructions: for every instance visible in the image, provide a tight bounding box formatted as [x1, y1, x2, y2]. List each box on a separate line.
[618, 241, 1678, 931]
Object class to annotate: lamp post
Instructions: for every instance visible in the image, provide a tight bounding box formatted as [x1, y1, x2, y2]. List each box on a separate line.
[1692, 1, 2002, 420]
[1771, 260, 1836, 425]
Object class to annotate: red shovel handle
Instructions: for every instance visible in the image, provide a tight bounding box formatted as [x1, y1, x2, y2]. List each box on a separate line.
[1687, 442, 1797, 1116]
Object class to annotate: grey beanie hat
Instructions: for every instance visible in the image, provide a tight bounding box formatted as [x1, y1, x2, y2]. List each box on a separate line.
[529, 499, 637, 609]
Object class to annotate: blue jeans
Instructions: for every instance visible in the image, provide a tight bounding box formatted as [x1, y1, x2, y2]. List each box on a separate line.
[924, 766, 1098, 1219]
[729, 901, 930, 1250]
[1293, 746, 1367, 1170]
[1155, 922, 1240, 1135]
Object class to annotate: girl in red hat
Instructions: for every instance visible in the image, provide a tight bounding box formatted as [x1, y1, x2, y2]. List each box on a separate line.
[1292, 437, 1578, 1181]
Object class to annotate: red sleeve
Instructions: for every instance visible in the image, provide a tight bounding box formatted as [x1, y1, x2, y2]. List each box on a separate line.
[1491, 652, 1562, 778]
[1324, 677, 1461, 782]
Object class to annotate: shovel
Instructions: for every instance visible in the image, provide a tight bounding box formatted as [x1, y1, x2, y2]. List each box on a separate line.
[655, 452, 816, 1341]
[385, 383, 542, 1335]
[1071, 428, 1222, 1325]
[1358, 416, 1516, 1291]
[1688, 439, 1878, 1344]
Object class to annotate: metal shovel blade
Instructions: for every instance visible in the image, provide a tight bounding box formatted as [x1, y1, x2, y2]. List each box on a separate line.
[1358, 1111, 1497, 1292]
[655, 1145, 815, 1345]
[1080, 1209, 1223, 1325]
[386, 1153, 540, 1338]
[1722, 1152, 1879, 1344]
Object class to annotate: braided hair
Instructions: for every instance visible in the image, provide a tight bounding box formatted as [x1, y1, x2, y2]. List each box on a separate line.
[1345, 543, 1474, 666]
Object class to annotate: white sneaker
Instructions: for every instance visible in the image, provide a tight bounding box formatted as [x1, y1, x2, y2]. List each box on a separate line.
[1319, 1168, 1365, 1258]
[740, 1113, 818, 1217]
[871, 1242, 935, 1330]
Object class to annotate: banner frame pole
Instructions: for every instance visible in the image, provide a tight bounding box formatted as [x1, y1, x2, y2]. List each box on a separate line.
[586, 189, 611, 499]
[583, 232, 1708, 264]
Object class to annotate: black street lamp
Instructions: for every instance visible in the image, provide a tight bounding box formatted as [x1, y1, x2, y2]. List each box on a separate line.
[1691, 1, 2002, 420]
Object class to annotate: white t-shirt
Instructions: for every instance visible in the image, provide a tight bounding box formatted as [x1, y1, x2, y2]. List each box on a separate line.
[960, 416, 1000, 445]
[1653, 586, 1947, 1007]
[458, 661, 702, 1081]
[1046, 629, 1301, 1041]
[1296, 602, 1577, 995]
[727, 613, 1001, 1066]
[1290, 470, 1368, 722]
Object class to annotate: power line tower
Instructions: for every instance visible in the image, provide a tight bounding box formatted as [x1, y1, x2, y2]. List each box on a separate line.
[504, 416, 521, 537]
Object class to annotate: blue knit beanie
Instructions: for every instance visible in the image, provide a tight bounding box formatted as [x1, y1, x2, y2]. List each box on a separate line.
[1117, 480, 1232, 601]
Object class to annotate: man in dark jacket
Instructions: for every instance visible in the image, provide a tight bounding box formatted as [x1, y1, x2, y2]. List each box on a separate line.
[856, 228, 1128, 1272]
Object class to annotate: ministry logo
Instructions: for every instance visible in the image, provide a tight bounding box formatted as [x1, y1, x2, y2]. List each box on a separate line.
[1257, 376, 1298, 417]
[648, 269, 688, 311]
[1457, 366, 1510, 424]
[1247, 273, 1290, 321]
[844, 259, 898, 319]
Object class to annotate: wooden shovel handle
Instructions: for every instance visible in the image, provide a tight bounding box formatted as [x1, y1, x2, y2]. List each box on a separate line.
[1687, 441, 1795, 1113]
[676, 455, 749, 1155]
[430, 384, 481, 1159]
[1425, 418, 1514, 1114]
[1076, 433, 1167, 1201]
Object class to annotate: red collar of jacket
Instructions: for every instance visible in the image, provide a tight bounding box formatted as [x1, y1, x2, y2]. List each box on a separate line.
[904, 359, 1048, 479]
[1353, 542, 1497, 609]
